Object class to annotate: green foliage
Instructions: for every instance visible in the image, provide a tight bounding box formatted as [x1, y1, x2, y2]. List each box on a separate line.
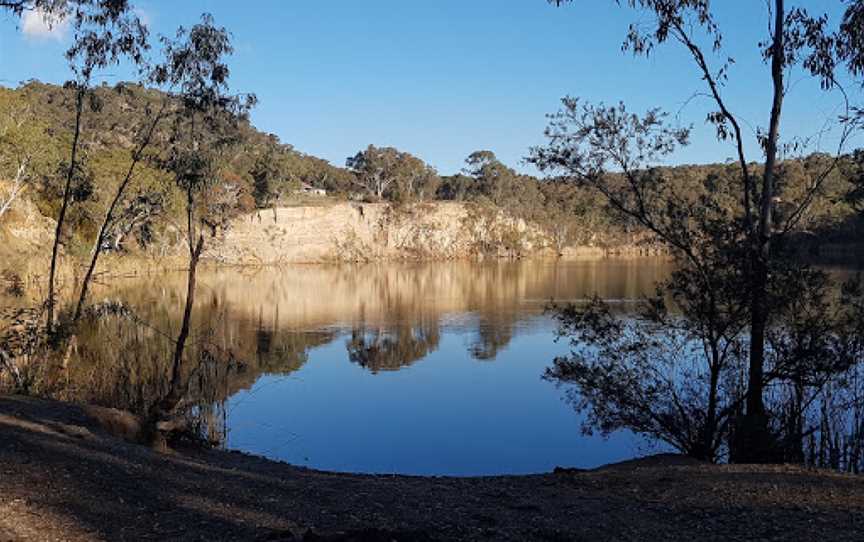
[250, 146, 302, 208]
[2, 82, 860, 255]
[346, 144, 440, 202]
[436, 174, 474, 201]
[0, 88, 64, 218]
[538, 0, 864, 465]
[0, 80, 354, 248]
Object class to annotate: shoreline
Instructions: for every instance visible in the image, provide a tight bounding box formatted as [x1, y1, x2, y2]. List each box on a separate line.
[1, 394, 863, 541]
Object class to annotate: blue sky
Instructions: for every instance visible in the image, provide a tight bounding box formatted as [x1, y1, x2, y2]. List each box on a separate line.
[0, 0, 859, 175]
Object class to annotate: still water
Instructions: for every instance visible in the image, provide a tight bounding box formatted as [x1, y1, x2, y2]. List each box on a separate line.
[77, 258, 673, 475]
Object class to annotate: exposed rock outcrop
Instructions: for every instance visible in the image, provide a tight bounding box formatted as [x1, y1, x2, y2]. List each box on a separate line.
[205, 202, 553, 265]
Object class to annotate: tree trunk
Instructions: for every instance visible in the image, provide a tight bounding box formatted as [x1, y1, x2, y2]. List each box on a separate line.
[47, 88, 85, 335]
[698, 353, 722, 462]
[166, 234, 203, 406]
[150, 230, 204, 448]
[74, 165, 137, 322]
[737, 0, 785, 464]
[73, 103, 165, 323]
[148, 186, 203, 450]
[0, 160, 28, 221]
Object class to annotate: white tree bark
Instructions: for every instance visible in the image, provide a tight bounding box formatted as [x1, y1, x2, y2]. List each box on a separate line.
[0, 158, 29, 221]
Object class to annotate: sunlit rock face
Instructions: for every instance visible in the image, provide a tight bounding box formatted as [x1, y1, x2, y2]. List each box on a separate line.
[205, 202, 554, 265]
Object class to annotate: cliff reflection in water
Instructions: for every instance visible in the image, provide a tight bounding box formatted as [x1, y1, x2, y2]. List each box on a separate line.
[60, 259, 670, 466]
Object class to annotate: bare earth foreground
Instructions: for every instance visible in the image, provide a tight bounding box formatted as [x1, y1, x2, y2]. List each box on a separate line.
[0, 396, 862, 541]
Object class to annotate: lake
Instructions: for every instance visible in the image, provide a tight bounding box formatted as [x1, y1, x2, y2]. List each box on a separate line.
[65, 258, 674, 476]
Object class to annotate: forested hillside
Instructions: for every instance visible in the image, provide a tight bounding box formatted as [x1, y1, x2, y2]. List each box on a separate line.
[0, 81, 352, 257]
[1, 80, 862, 266]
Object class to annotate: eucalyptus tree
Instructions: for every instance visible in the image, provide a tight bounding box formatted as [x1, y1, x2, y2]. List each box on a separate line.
[72, 86, 170, 322]
[436, 174, 474, 201]
[346, 145, 400, 200]
[346, 145, 439, 202]
[72, 32, 248, 322]
[0, 90, 61, 221]
[40, 0, 148, 334]
[251, 148, 280, 208]
[462, 150, 518, 207]
[460, 150, 550, 217]
[538, 181, 611, 253]
[392, 153, 440, 203]
[537, 0, 864, 462]
[149, 14, 255, 431]
[1, 0, 120, 19]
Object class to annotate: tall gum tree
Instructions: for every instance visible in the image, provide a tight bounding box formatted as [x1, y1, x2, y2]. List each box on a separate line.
[540, 0, 864, 462]
[148, 14, 256, 440]
[8, 0, 151, 335]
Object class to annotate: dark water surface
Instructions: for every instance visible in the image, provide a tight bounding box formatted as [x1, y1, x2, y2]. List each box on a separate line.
[79, 258, 673, 475]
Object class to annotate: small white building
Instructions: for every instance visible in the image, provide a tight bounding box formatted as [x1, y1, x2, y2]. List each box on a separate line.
[296, 182, 327, 196]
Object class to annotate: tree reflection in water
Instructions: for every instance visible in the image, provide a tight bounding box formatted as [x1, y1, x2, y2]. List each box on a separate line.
[42, 298, 334, 446]
[347, 321, 441, 373]
[10, 260, 671, 450]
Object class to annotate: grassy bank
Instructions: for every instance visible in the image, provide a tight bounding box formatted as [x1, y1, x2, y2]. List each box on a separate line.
[0, 395, 862, 541]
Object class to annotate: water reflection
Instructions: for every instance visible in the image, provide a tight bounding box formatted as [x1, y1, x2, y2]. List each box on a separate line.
[56, 258, 671, 474]
[347, 321, 441, 373]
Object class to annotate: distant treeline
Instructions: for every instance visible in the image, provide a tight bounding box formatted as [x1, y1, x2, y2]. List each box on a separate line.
[2, 80, 862, 256]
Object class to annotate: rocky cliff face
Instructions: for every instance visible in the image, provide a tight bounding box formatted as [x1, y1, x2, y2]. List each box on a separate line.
[205, 202, 553, 265]
[0, 183, 60, 285]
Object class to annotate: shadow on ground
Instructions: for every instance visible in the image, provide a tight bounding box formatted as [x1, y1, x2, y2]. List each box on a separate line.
[1, 395, 863, 541]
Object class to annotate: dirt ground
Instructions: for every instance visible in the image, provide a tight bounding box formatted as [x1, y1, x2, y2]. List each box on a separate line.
[1, 395, 863, 541]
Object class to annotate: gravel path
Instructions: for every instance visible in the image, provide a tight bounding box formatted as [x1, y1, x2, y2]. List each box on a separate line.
[1, 395, 862, 541]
